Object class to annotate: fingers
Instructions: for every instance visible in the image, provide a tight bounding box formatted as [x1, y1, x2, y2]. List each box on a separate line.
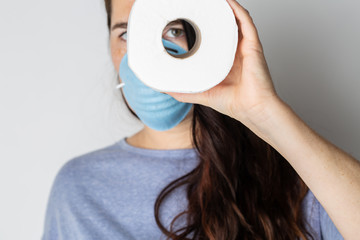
[164, 91, 206, 106]
[225, 0, 262, 45]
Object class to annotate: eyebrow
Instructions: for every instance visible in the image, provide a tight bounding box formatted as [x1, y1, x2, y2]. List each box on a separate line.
[166, 20, 183, 27]
[111, 20, 183, 32]
[111, 22, 128, 31]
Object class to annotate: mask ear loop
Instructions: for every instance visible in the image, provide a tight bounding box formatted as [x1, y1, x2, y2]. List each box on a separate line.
[116, 83, 125, 89]
[115, 73, 125, 89]
[115, 73, 140, 119]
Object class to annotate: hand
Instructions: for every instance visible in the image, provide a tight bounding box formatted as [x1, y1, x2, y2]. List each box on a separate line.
[164, 0, 281, 128]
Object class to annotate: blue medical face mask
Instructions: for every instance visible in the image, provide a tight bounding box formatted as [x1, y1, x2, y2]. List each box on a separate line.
[119, 38, 193, 131]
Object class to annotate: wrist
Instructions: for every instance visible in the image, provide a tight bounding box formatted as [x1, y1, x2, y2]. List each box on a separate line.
[235, 96, 293, 144]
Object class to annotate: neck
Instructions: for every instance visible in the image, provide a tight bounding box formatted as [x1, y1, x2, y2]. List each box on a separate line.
[126, 107, 194, 150]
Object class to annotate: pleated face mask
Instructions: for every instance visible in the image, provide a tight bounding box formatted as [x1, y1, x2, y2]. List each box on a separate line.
[118, 38, 193, 131]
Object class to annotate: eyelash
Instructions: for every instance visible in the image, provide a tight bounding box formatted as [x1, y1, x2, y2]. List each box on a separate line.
[118, 32, 126, 40]
[118, 28, 184, 41]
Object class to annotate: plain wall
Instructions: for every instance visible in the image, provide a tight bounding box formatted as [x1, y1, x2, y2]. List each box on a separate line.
[0, 0, 359, 239]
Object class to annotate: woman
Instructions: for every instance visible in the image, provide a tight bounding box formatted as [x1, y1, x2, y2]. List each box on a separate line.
[42, 0, 360, 239]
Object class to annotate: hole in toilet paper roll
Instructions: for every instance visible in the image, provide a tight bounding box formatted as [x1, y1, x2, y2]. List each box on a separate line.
[162, 19, 201, 59]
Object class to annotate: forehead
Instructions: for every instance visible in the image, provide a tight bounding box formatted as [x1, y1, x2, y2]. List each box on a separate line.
[111, 0, 136, 22]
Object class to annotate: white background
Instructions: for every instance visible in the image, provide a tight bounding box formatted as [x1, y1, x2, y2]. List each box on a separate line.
[0, 0, 359, 239]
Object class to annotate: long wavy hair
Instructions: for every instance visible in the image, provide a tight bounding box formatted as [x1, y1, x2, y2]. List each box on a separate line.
[104, 1, 315, 239]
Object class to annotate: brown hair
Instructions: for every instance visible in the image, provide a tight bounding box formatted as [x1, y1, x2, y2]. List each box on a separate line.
[104, 1, 315, 239]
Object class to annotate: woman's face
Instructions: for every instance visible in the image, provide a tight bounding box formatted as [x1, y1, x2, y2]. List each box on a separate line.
[110, 0, 189, 79]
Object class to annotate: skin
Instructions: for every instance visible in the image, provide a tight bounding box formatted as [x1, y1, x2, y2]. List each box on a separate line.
[110, 0, 360, 238]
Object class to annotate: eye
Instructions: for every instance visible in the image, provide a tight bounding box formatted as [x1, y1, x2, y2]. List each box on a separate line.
[165, 28, 184, 38]
[118, 32, 127, 41]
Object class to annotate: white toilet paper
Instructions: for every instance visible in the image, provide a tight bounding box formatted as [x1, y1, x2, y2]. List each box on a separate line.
[127, 0, 238, 93]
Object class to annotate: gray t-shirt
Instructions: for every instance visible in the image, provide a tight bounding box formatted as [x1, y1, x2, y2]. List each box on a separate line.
[42, 137, 344, 240]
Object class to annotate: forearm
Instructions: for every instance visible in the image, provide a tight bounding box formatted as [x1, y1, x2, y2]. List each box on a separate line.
[239, 97, 360, 239]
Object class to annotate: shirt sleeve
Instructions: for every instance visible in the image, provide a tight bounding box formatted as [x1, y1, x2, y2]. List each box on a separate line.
[318, 199, 344, 240]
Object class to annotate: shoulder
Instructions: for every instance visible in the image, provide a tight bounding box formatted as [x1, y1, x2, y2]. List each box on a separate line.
[317, 197, 344, 239]
[302, 189, 344, 240]
[56, 141, 124, 180]
[42, 141, 125, 239]
[48, 141, 128, 200]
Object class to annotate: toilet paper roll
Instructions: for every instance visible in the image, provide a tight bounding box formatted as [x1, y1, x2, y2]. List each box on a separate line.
[127, 0, 238, 93]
